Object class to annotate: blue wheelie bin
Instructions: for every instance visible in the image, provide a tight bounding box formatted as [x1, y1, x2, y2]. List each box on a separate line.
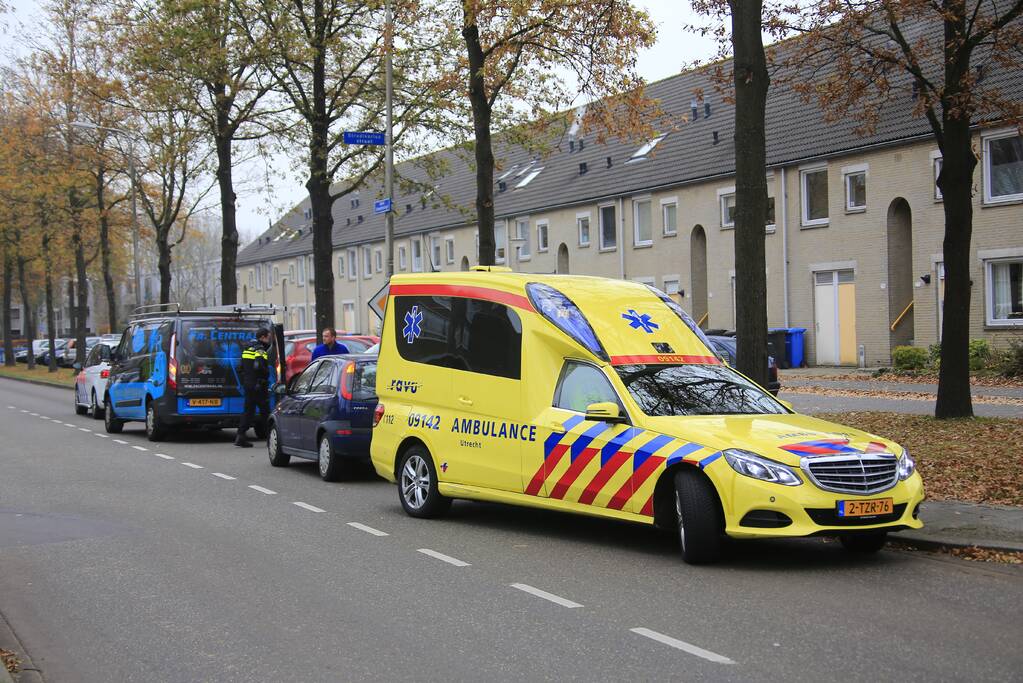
[785, 328, 807, 368]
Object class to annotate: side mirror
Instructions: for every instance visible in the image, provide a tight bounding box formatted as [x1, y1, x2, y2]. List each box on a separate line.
[585, 401, 626, 423]
[778, 398, 794, 412]
[72, 362, 82, 371]
[273, 383, 288, 398]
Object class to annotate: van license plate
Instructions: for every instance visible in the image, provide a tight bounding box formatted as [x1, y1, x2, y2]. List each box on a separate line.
[838, 498, 893, 517]
[189, 398, 222, 407]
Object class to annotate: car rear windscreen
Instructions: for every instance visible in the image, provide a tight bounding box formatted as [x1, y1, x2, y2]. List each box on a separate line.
[180, 320, 264, 358]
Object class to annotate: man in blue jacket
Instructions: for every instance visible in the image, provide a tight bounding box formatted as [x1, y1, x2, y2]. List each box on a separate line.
[310, 327, 350, 362]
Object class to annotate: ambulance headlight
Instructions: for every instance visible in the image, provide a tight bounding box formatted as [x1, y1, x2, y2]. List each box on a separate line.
[898, 448, 916, 480]
[723, 449, 801, 486]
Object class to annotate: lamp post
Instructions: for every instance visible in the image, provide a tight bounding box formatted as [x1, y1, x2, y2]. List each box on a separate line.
[69, 121, 141, 312]
[384, 0, 395, 278]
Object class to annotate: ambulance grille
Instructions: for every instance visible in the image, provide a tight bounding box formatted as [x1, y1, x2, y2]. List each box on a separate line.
[800, 454, 899, 495]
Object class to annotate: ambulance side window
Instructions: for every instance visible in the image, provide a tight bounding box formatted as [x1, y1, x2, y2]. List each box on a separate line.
[458, 299, 522, 380]
[394, 296, 461, 369]
[554, 362, 620, 413]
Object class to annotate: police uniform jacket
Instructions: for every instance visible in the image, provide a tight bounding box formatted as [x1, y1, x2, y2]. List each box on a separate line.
[241, 339, 271, 392]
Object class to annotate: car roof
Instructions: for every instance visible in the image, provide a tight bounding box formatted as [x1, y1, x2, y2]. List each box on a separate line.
[389, 272, 716, 365]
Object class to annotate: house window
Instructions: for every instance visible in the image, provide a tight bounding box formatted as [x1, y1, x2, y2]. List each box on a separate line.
[515, 218, 530, 260]
[398, 244, 407, 271]
[633, 198, 652, 246]
[430, 236, 441, 270]
[663, 278, 680, 297]
[337, 255, 345, 279]
[363, 247, 372, 278]
[986, 258, 1023, 325]
[720, 193, 736, 228]
[265, 264, 272, 288]
[255, 267, 262, 290]
[308, 255, 314, 283]
[536, 222, 548, 253]
[577, 214, 591, 247]
[934, 156, 944, 200]
[599, 204, 616, 250]
[374, 248, 383, 273]
[984, 132, 1023, 203]
[661, 200, 677, 236]
[494, 221, 507, 263]
[273, 266, 280, 285]
[445, 237, 455, 264]
[288, 263, 295, 284]
[248, 270, 255, 288]
[347, 250, 357, 281]
[412, 239, 423, 272]
[766, 196, 776, 228]
[801, 167, 829, 226]
[845, 170, 867, 211]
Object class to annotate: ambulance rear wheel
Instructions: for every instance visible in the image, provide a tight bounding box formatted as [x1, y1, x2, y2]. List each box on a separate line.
[674, 470, 723, 565]
[398, 445, 451, 518]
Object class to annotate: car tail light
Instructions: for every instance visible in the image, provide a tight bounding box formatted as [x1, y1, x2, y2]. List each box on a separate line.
[168, 332, 178, 390]
[373, 403, 385, 427]
[340, 362, 356, 400]
[100, 369, 110, 379]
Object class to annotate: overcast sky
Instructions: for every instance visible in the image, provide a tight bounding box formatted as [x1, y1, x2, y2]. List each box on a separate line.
[2, 0, 716, 243]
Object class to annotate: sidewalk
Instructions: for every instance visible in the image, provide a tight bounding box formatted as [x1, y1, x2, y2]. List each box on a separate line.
[783, 376, 1023, 399]
[900, 500, 1023, 553]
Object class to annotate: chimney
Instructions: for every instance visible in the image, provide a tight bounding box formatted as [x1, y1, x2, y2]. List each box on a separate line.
[579, 162, 588, 175]
[406, 203, 412, 214]
[691, 98, 699, 121]
[606, 156, 613, 168]
[712, 131, 719, 144]
[569, 140, 575, 152]
[357, 215, 364, 223]
[704, 101, 711, 118]
[578, 139, 585, 151]
[498, 180, 507, 193]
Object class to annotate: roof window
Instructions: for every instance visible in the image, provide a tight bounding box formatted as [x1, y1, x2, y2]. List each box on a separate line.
[629, 134, 667, 162]
[515, 167, 543, 189]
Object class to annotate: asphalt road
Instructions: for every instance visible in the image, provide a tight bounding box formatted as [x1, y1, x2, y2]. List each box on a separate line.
[1, 379, 1021, 682]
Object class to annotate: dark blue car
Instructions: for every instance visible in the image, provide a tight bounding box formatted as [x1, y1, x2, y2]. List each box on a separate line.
[267, 354, 378, 481]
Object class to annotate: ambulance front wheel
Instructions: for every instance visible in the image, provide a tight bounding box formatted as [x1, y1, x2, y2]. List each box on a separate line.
[397, 445, 451, 518]
[674, 470, 723, 565]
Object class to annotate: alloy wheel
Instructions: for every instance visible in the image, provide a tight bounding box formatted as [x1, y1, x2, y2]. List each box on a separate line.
[401, 455, 430, 510]
[318, 437, 331, 477]
[676, 490, 686, 552]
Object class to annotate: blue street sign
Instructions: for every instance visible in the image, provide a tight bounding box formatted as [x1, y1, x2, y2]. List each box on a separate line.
[343, 131, 386, 146]
[374, 198, 392, 215]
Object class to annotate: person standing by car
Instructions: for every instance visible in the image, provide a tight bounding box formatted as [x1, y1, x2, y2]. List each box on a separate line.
[310, 327, 350, 362]
[236, 328, 273, 448]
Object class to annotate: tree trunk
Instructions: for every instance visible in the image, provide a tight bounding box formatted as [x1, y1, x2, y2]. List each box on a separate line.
[934, 117, 975, 418]
[216, 97, 239, 306]
[308, 5, 335, 331]
[2, 250, 13, 367]
[42, 231, 58, 373]
[97, 169, 117, 333]
[729, 0, 770, 387]
[157, 229, 174, 305]
[67, 278, 77, 337]
[17, 256, 35, 370]
[462, 16, 496, 266]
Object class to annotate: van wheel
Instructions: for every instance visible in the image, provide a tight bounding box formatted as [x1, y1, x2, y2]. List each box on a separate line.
[90, 390, 104, 420]
[104, 396, 123, 434]
[267, 423, 289, 467]
[840, 532, 887, 554]
[397, 445, 451, 518]
[674, 470, 723, 565]
[145, 400, 167, 442]
[318, 434, 343, 482]
[74, 387, 88, 415]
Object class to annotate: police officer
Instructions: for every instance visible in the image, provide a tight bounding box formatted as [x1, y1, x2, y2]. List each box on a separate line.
[236, 327, 272, 448]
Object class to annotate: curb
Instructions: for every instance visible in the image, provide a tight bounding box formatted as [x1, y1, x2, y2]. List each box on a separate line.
[0, 609, 41, 683]
[0, 373, 73, 391]
[893, 533, 1023, 554]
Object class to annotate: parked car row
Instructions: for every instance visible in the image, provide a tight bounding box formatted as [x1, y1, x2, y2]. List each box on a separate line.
[18, 335, 119, 367]
[65, 277, 923, 567]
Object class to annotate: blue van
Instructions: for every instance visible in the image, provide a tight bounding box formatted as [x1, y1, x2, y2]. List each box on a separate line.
[267, 354, 378, 481]
[103, 305, 283, 441]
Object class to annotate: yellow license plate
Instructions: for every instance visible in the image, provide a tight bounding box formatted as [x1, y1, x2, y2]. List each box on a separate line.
[838, 498, 894, 517]
[189, 398, 222, 407]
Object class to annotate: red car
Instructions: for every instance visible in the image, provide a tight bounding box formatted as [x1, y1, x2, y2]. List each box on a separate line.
[283, 335, 379, 378]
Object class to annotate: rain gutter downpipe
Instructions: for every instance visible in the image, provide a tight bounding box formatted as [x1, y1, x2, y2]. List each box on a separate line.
[618, 197, 625, 280]
[781, 166, 790, 327]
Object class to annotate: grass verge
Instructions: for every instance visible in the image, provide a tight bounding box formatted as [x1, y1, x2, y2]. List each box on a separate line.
[817, 411, 1023, 506]
[0, 363, 77, 388]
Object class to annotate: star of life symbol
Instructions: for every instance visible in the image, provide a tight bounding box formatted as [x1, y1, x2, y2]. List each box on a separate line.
[622, 309, 659, 334]
[403, 306, 423, 344]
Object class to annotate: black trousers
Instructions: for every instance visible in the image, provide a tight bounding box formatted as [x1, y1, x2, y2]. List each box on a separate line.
[237, 388, 270, 440]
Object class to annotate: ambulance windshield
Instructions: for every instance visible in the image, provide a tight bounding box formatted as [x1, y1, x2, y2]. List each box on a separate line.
[614, 363, 786, 416]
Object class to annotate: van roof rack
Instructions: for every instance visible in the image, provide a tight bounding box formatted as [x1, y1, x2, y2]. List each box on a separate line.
[129, 303, 280, 321]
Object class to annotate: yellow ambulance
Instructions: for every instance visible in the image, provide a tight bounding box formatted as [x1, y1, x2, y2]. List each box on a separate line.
[370, 269, 924, 563]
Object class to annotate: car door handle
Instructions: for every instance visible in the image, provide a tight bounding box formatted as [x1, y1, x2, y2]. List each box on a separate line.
[458, 396, 473, 406]
[548, 421, 565, 434]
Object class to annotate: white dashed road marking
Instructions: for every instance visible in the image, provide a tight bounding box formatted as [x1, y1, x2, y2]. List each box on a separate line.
[63, 423, 75, 428]
[7, 406, 14, 409]
[78, 427, 91, 432]
[629, 628, 735, 665]
[93, 433, 109, 438]
[510, 583, 583, 609]
[154, 453, 174, 460]
[347, 522, 388, 537]
[29, 412, 38, 416]
[181, 462, 204, 469]
[113, 439, 128, 444]
[20, 409, 27, 413]
[212, 473, 236, 480]
[248, 485, 277, 495]
[417, 549, 470, 567]
[132, 446, 148, 451]
[293, 502, 325, 513]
